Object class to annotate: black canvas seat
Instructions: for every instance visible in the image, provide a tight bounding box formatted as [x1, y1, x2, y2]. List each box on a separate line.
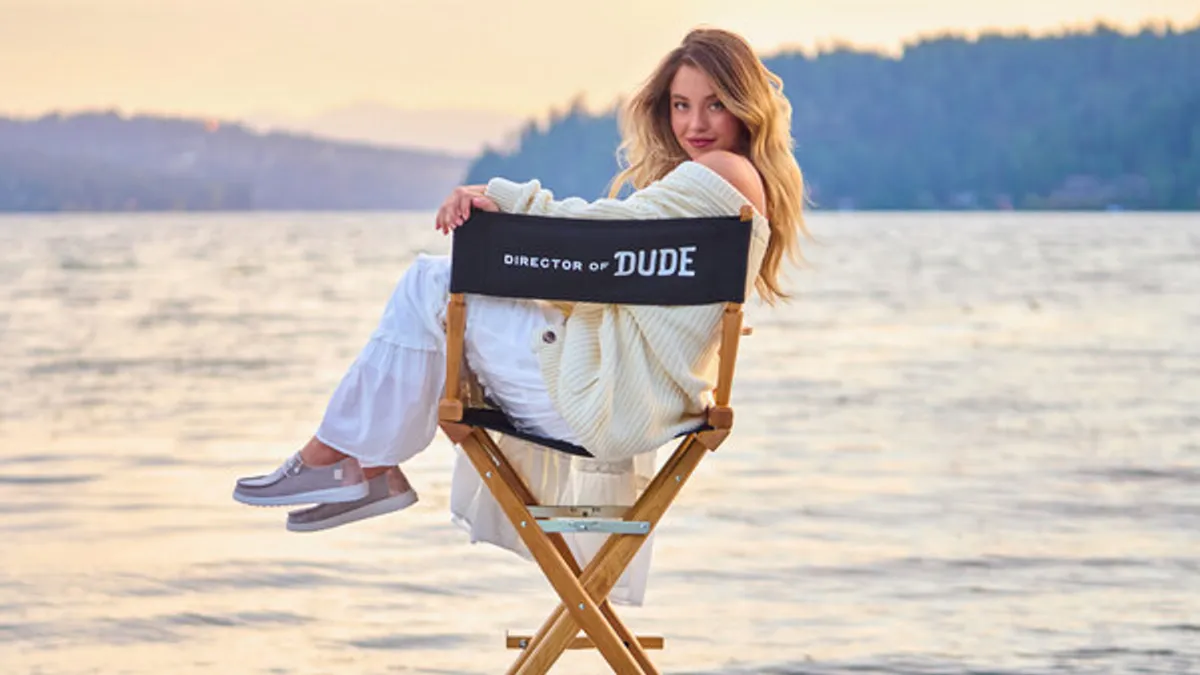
[459, 403, 713, 458]
[458, 405, 594, 457]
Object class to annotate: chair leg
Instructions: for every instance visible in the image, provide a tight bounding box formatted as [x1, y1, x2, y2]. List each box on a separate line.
[457, 430, 649, 675]
[469, 432, 657, 675]
[513, 436, 710, 675]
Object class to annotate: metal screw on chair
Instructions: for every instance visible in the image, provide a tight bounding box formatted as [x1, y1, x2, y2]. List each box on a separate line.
[578, 603, 585, 610]
[519, 638, 528, 648]
[675, 475, 681, 482]
[485, 471, 492, 478]
[520, 521, 526, 528]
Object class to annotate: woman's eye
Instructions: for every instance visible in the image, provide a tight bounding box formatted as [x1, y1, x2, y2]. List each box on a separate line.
[709, 101, 725, 111]
[673, 102, 688, 111]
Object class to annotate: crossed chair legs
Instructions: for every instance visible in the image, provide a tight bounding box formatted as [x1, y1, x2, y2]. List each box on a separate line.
[441, 422, 726, 675]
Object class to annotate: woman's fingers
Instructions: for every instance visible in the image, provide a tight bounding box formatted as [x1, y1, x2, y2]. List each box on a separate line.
[435, 205, 448, 233]
[457, 191, 474, 223]
[434, 186, 496, 234]
[471, 196, 499, 212]
[436, 191, 460, 232]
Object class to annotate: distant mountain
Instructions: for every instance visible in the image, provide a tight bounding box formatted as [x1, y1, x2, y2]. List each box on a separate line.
[246, 103, 525, 155]
[466, 24, 1200, 210]
[0, 112, 470, 212]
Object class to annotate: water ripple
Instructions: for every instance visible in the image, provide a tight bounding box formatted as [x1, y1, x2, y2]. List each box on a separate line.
[0, 611, 311, 646]
[28, 357, 286, 377]
[0, 474, 98, 485]
[346, 633, 474, 650]
[1083, 466, 1200, 485]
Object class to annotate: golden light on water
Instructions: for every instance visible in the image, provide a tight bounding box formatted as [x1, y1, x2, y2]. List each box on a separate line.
[2, 210, 1197, 672]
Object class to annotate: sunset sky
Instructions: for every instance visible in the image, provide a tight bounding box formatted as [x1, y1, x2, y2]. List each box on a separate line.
[1, 0, 1196, 150]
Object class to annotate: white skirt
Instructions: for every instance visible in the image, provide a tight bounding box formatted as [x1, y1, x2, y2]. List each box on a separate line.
[315, 254, 655, 605]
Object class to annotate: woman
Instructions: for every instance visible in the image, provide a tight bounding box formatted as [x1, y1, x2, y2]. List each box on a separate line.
[233, 27, 806, 603]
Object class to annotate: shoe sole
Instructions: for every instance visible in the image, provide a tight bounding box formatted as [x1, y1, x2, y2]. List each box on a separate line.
[232, 483, 369, 507]
[286, 491, 419, 532]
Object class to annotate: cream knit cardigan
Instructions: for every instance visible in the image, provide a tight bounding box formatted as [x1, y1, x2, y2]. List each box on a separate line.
[484, 161, 771, 461]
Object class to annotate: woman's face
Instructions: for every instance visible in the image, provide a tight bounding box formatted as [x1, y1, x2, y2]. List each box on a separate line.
[669, 64, 744, 160]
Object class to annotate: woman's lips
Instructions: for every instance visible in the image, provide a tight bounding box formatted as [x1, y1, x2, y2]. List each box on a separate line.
[688, 138, 714, 149]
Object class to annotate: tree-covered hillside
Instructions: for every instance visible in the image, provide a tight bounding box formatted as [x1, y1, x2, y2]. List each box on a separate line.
[467, 24, 1200, 210]
[0, 113, 469, 211]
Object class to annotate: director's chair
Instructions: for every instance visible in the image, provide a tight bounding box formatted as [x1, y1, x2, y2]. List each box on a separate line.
[437, 206, 755, 674]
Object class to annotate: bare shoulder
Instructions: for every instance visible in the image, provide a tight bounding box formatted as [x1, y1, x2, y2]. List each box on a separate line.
[694, 150, 767, 215]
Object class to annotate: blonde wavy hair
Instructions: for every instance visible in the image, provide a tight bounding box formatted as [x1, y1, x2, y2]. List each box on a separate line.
[610, 27, 807, 303]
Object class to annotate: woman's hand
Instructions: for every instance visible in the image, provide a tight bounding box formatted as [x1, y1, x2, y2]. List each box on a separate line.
[436, 185, 499, 234]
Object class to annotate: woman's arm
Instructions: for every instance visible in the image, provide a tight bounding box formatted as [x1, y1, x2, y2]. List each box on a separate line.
[486, 152, 760, 222]
[436, 152, 761, 234]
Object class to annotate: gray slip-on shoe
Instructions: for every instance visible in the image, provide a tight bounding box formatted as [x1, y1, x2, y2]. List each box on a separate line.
[286, 468, 418, 532]
[233, 452, 368, 507]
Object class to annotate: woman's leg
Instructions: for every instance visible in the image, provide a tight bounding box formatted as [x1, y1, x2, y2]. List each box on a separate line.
[234, 255, 452, 507]
[297, 437, 397, 481]
[462, 296, 577, 442]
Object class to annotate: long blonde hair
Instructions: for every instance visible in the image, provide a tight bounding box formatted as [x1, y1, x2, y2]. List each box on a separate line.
[610, 27, 807, 303]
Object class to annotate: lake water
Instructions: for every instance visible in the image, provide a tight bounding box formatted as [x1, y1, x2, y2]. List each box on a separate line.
[1, 211, 1197, 674]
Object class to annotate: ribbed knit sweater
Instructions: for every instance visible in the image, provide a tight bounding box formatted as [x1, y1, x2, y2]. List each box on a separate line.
[485, 161, 770, 461]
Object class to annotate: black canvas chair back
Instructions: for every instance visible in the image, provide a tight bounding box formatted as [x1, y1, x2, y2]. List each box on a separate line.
[449, 209, 753, 306]
[437, 206, 755, 675]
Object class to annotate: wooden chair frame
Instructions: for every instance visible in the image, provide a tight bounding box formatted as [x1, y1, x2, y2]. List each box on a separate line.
[437, 207, 753, 674]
